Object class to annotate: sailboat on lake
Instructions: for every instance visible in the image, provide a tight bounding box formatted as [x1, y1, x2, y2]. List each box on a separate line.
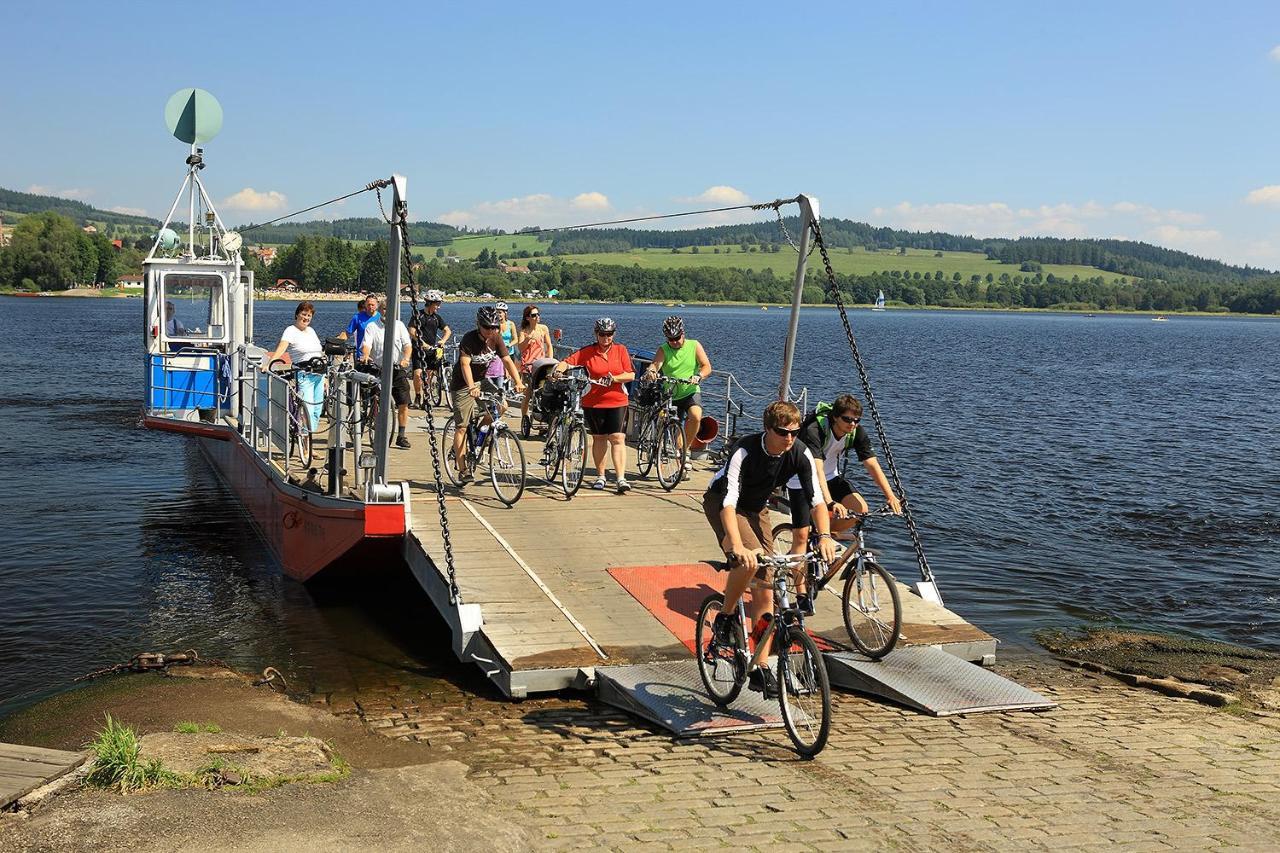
[871, 289, 886, 311]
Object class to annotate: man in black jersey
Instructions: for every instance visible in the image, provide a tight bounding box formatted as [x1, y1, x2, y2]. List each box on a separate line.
[703, 401, 837, 693]
[413, 290, 451, 408]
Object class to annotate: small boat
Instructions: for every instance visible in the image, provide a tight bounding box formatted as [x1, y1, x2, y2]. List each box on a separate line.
[1152, 315, 1168, 322]
[871, 290, 886, 311]
[760, 306, 768, 311]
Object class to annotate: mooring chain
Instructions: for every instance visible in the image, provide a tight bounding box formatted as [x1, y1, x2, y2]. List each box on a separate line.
[811, 222, 937, 586]
[382, 188, 463, 605]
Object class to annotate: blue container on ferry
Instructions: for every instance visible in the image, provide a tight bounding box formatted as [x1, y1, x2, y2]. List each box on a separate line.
[148, 354, 221, 411]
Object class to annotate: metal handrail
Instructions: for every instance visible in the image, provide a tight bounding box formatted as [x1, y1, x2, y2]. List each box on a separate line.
[146, 348, 228, 415]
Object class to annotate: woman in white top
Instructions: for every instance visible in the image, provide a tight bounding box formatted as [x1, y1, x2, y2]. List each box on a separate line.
[263, 301, 324, 431]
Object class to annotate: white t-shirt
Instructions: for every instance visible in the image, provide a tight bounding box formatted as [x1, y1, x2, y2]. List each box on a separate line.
[365, 320, 412, 365]
[281, 324, 322, 364]
[785, 428, 845, 490]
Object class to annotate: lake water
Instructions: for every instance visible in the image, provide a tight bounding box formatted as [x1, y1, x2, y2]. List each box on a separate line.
[1, 296, 1277, 717]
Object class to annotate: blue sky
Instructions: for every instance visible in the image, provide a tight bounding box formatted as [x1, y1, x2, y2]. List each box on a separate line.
[4, 1, 1280, 267]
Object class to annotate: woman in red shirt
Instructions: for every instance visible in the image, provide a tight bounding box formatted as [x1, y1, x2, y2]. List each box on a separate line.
[553, 317, 636, 493]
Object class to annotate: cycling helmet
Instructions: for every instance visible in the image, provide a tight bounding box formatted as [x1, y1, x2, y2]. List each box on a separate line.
[662, 316, 684, 339]
[425, 289, 443, 303]
[594, 317, 617, 334]
[476, 306, 502, 328]
[495, 301, 509, 312]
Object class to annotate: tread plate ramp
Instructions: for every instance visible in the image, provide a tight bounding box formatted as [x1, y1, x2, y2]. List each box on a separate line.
[595, 660, 786, 736]
[825, 646, 1056, 716]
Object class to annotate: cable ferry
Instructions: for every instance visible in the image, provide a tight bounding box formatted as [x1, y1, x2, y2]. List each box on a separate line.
[142, 90, 1052, 739]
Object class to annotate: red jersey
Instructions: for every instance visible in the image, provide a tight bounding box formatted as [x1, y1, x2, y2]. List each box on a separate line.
[564, 343, 633, 408]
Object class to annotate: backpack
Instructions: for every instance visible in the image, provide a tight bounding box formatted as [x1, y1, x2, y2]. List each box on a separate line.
[802, 401, 858, 454]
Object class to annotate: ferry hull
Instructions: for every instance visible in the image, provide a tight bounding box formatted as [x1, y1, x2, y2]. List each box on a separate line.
[165, 422, 405, 582]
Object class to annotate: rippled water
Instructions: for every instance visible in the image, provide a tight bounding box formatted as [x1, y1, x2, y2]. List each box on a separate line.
[1, 296, 1276, 717]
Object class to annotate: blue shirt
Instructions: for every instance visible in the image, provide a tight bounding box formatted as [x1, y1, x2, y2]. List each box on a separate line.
[346, 310, 380, 352]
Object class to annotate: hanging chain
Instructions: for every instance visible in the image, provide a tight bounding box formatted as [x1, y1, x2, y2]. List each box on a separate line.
[773, 206, 815, 257]
[384, 190, 462, 605]
[811, 220, 937, 587]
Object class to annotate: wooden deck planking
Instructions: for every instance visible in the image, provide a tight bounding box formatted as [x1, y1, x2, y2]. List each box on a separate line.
[391, 410, 992, 675]
[0, 743, 86, 808]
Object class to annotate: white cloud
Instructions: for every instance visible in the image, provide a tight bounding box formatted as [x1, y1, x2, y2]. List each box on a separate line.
[685, 185, 751, 206]
[1244, 185, 1280, 206]
[222, 188, 288, 212]
[872, 199, 1212, 241]
[571, 191, 610, 211]
[437, 210, 475, 226]
[1145, 224, 1222, 252]
[109, 205, 148, 217]
[26, 184, 90, 200]
[1270, 45, 1280, 62]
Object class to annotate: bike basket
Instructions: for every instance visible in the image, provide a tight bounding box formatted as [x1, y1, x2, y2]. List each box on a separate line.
[634, 378, 662, 407]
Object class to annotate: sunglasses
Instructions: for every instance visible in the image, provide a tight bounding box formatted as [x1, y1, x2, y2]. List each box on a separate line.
[482, 324, 500, 330]
[771, 426, 801, 438]
[837, 415, 859, 425]
[529, 312, 540, 317]
[597, 331, 615, 337]
[666, 336, 682, 344]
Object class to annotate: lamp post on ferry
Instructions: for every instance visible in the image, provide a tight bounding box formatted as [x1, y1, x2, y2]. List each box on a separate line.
[778, 194, 818, 402]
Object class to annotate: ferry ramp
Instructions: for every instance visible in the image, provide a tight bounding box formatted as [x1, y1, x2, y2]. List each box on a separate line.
[390, 412, 1048, 729]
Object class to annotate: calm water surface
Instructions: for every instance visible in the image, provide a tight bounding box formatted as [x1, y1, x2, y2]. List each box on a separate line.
[1, 297, 1277, 716]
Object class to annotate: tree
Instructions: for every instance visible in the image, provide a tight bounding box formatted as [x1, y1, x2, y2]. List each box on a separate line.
[435, 247, 445, 258]
[358, 241, 388, 292]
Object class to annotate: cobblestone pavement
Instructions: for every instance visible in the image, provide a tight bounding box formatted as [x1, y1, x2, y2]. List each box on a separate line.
[330, 655, 1280, 851]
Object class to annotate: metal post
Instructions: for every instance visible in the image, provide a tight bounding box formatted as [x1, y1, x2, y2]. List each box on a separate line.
[187, 145, 196, 256]
[373, 175, 407, 485]
[778, 194, 819, 401]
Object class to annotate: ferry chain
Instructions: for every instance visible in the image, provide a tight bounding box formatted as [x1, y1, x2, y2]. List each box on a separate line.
[380, 190, 462, 605]
[72, 649, 228, 682]
[811, 221, 938, 587]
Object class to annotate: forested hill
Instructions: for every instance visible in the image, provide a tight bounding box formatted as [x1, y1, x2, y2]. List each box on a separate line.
[236, 217, 457, 246]
[548, 217, 1273, 284]
[0, 187, 159, 229]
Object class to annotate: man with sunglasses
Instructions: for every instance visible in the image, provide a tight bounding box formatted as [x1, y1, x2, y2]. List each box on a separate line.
[785, 394, 902, 556]
[704, 400, 837, 696]
[644, 316, 713, 465]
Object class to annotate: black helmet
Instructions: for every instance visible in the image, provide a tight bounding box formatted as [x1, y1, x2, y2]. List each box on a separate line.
[594, 316, 617, 334]
[662, 316, 684, 339]
[476, 306, 502, 328]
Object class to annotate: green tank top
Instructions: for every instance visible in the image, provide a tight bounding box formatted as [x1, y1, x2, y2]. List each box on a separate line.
[659, 339, 699, 400]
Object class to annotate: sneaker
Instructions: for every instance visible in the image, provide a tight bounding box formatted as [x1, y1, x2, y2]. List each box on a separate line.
[591, 476, 607, 490]
[616, 478, 632, 494]
[458, 468, 472, 485]
[748, 667, 779, 698]
[711, 612, 736, 646]
[395, 435, 411, 449]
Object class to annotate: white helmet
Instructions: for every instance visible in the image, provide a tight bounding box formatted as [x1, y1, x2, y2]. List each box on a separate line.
[425, 289, 444, 303]
[495, 301, 509, 312]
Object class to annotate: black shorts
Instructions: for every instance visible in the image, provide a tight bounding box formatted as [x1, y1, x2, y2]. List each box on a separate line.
[788, 476, 854, 528]
[391, 368, 411, 407]
[584, 406, 626, 435]
[674, 391, 702, 416]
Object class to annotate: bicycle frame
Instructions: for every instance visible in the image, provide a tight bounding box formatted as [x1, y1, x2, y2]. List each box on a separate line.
[731, 555, 808, 670]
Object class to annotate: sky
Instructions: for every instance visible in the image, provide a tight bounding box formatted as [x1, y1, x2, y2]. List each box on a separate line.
[4, 1, 1280, 268]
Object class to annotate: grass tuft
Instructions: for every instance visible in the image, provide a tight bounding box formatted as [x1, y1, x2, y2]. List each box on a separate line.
[84, 714, 176, 792]
[174, 721, 222, 734]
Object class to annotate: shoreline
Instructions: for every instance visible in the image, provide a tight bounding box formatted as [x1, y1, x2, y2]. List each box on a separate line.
[1, 288, 1275, 319]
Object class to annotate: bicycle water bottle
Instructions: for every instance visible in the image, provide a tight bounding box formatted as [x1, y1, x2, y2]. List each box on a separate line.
[476, 423, 490, 447]
[749, 612, 773, 649]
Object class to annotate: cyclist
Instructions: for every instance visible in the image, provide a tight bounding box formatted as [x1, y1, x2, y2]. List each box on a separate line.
[785, 394, 902, 554]
[644, 315, 712, 465]
[361, 304, 414, 449]
[414, 290, 451, 408]
[552, 317, 636, 494]
[450, 306, 524, 482]
[704, 400, 836, 695]
[262, 301, 324, 432]
[517, 305, 555, 423]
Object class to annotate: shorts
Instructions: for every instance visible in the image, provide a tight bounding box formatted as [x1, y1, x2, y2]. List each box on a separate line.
[674, 391, 702, 417]
[788, 476, 854, 528]
[391, 368, 411, 407]
[451, 379, 498, 425]
[583, 405, 626, 435]
[423, 346, 445, 369]
[702, 491, 775, 555]
[296, 372, 324, 432]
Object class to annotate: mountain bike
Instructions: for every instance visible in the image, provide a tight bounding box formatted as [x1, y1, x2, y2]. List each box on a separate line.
[536, 369, 595, 498]
[267, 356, 327, 470]
[423, 344, 452, 409]
[633, 375, 688, 491]
[441, 388, 526, 506]
[695, 552, 832, 758]
[771, 505, 903, 659]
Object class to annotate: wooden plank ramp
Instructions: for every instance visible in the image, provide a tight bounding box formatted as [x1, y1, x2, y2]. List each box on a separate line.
[1, 742, 86, 809]
[390, 410, 996, 697]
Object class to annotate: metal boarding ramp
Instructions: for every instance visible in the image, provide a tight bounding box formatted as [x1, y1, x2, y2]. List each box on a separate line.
[594, 647, 1055, 737]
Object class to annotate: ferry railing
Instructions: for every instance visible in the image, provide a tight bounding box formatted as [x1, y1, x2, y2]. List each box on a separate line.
[146, 347, 230, 418]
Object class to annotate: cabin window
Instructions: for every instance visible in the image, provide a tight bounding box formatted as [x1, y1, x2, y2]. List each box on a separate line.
[161, 273, 227, 343]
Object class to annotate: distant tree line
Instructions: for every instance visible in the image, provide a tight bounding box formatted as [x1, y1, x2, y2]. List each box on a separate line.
[236, 217, 457, 246]
[0, 211, 119, 290]
[986, 237, 1271, 285]
[0, 187, 159, 229]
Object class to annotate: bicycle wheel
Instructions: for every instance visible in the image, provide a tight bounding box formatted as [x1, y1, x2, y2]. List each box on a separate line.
[770, 522, 798, 556]
[441, 414, 464, 486]
[655, 419, 686, 491]
[542, 415, 562, 482]
[488, 428, 526, 506]
[635, 416, 655, 478]
[841, 559, 903, 659]
[695, 594, 746, 707]
[292, 423, 313, 469]
[520, 412, 533, 440]
[426, 370, 443, 408]
[777, 625, 831, 758]
[561, 420, 588, 498]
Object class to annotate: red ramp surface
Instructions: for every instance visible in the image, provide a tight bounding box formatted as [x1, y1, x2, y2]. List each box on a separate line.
[607, 563, 724, 653]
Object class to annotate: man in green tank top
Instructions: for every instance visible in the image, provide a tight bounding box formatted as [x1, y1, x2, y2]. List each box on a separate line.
[646, 316, 713, 458]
